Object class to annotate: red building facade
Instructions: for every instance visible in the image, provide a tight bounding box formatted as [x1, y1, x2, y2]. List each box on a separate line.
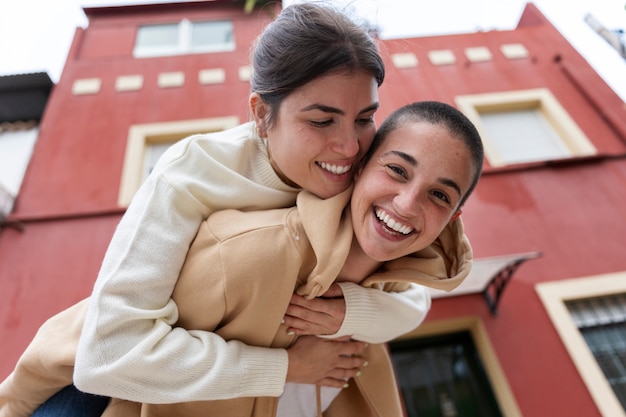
[1, 2, 625, 416]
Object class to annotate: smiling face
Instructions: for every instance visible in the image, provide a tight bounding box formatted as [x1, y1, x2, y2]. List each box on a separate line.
[252, 71, 379, 199]
[350, 120, 475, 263]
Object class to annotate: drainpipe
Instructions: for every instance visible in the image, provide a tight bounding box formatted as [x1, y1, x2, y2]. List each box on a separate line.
[584, 13, 626, 60]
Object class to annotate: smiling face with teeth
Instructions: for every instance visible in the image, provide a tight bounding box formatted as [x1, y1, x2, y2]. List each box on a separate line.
[349, 120, 475, 264]
[251, 70, 379, 199]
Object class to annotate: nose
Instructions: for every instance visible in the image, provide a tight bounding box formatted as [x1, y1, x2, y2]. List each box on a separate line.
[331, 127, 360, 158]
[392, 186, 423, 218]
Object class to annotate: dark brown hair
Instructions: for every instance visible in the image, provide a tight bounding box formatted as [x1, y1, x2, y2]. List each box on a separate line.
[362, 101, 484, 207]
[250, 2, 385, 126]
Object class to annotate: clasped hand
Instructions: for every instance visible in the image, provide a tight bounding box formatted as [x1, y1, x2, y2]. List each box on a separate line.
[283, 283, 346, 336]
[283, 284, 367, 388]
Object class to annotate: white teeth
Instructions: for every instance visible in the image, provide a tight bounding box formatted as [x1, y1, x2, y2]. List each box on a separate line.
[375, 208, 414, 235]
[319, 162, 351, 175]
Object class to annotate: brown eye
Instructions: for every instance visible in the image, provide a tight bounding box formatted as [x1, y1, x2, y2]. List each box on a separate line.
[356, 115, 375, 125]
[432, 190, 450, 204]
[387, 165, 407, 179]
[310, 119, 333, 127]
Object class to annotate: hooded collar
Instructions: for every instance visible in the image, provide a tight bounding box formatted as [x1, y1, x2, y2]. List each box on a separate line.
[294, 186, 473, 296]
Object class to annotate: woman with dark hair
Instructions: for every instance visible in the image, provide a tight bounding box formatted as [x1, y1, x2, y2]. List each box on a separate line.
[1, 3, 438, 417]
[0, 101, 484, 417]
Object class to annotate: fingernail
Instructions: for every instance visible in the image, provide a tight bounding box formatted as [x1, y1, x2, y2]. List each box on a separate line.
[343, 383, 349, 388]
[363, 361, 369, 367]
[287, 331, 295, 336]
[356, 370, 362, 377]
[281, 319, 285, 324]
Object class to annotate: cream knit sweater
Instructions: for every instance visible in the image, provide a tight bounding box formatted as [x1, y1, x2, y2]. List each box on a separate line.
[35, 122, 428, 405]
[0, 123, 431, 416]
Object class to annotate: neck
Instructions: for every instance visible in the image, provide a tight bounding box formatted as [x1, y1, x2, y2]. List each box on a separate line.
[337, 235, 382, 283]
[266, 143, 299, 188]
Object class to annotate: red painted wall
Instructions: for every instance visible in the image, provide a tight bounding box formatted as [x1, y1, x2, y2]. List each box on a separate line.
[2, 2, 625, 417]
[373, 5, 626, 416]
[2, 0, 277, 375]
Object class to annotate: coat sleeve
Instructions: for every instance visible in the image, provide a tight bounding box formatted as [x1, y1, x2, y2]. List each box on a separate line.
[0, 299, 89, 417]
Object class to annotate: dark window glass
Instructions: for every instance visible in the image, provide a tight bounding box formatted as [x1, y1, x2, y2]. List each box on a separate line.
[389, 331, 503, 417]
[567, 294, 626, 410]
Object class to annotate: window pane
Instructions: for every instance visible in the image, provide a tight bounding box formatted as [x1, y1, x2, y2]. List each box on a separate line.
[567, 295, 626, 410]
[136, 23, 179, 48]
[481, 109, 570, 164]
[134, 23, 180, 57]
[190, 21, 234, 52]
[389, 332, 503, 417]
[134, 20, 234, 57]
[143, 142, 175, 181]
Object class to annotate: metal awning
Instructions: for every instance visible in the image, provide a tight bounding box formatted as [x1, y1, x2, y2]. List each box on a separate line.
[429, 251, 542, 315]
[0, 72, 53, 123]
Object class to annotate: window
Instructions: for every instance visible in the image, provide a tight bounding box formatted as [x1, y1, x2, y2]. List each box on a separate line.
[567, 295, 626, 409]
[391, 317, 522, 417]
[480, 109, 569, 164]
[0, 123, 38, 216]
[143, 141, 175, 180]
[390, 331, 503, 417]
[118, 116, 239, 207]
[456, 89, 596, 167]
[536, 272, 626, 417]
[134, 19, 234, 58]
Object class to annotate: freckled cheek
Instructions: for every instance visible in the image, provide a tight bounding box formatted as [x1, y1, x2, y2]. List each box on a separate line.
[428, 217, 451, 238]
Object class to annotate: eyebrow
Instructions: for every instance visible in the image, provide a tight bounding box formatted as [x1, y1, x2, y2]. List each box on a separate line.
[300, 102, 380, 116]
[383, 150, 462, 197]
[438, 177, 462, 198]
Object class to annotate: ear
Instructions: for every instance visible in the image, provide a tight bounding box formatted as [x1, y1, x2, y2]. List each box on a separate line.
[249, 93, 269, 137]
[450, 209, 462, 222]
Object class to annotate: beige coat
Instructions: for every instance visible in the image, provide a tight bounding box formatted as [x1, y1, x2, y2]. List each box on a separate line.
[0, 189, 472, 417]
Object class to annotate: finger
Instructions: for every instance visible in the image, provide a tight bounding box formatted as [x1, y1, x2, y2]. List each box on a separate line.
[288, 296, 334, 316]
[285, 303, 328, 323]
[288, 293, 311, 307]
[322, 283, 344, 298]
[316, 377, 351, 389]
[283, 314, 327, 335]
[327, 367, 362, 381]
[285, 302, 313, 319]
[335, 340, 368, 358]
[335, 354, 367, 371]
[284, 298, 345, 336]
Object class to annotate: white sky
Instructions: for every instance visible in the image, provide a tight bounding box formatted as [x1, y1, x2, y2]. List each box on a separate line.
[0, 0, 624, 101]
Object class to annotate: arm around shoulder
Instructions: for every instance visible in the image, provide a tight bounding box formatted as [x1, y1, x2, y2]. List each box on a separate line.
[329, 282, 431, 343]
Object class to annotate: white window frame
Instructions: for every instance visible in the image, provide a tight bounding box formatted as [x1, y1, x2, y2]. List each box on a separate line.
[455, 89, 596, 168]
[118, 116, 239, 207]
[133, 19, 235, 58]
[536, 272, 626, 417]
